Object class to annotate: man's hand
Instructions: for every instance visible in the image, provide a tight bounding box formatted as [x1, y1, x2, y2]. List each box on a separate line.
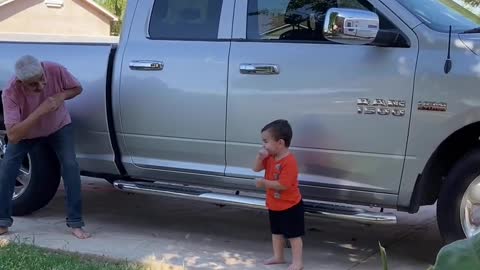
[36, 95, 64, 116]
[62, 87, 82, 101]
[52, 92, 66, 103]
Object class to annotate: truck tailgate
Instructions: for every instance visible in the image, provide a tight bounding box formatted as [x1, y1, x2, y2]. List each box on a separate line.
[0, 41, 120, 175]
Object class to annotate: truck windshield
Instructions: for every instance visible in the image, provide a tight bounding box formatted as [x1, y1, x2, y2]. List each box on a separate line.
[396, 0, 480, 33]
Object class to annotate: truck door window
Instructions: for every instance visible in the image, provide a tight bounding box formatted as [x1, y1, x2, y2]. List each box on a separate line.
[149, 0, 223, 40]
[247, 0, 398, 43]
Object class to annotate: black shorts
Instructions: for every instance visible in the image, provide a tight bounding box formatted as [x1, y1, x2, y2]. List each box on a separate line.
[269, 200, 305, 239]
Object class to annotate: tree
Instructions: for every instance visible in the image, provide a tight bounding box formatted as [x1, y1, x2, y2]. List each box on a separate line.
[465, 0, 480, 7]
[95, 0, 127, 35]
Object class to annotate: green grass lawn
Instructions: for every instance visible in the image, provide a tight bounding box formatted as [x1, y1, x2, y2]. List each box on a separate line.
[0, 242, 138, 270]
[0, 240, 183, 270]
[0, 240, 186, 270]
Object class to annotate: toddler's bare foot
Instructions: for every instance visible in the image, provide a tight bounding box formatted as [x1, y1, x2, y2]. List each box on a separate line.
[72, 228, 91, 239]
[264, 257, 286, 265]
[287, 263, 304, 270]
[0, 227, 7, 235]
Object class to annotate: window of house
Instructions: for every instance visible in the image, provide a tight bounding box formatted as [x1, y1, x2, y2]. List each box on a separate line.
[149, 0, 224, 40]
[44, 0, 64, 8]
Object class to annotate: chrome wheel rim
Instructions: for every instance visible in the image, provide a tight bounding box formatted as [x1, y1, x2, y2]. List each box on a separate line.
[460, 176, 480, 238]
[0, 132, 32, 200]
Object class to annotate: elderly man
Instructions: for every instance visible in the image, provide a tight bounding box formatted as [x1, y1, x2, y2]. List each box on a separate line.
[0, 55, 90, 239]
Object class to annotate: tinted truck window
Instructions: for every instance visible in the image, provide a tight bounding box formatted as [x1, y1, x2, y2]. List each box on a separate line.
[149, 0, 223, 40]
[247, 0, 369, 41]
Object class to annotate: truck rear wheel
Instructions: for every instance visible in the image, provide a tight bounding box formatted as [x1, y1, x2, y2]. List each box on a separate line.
[437, 149, 480, 243]
[0, 132, 61, 216]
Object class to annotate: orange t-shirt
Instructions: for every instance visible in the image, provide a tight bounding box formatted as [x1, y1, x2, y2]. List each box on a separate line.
[263, 154, 302, 211]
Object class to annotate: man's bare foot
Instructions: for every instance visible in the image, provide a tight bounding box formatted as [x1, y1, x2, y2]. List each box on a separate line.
[0, 227, 7, 236]
[287, 263, 304, 270]
[71, 228, 91, 239]
[264, 257, 286, 265]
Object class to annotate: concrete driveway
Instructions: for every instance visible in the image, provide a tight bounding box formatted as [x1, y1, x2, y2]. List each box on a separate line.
[1, 177, 443, 270]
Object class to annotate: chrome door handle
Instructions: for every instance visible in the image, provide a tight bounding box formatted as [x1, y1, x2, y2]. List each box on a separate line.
[129, 60, 164, 71]
[239, 64, 279, 75]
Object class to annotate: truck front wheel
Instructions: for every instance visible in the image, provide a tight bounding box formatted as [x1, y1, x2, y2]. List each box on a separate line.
[0, 132, 61, 216]
[437, 149, 480, 243]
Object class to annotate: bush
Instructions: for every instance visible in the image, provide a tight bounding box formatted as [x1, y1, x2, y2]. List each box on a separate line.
[379, 233, 480, 270]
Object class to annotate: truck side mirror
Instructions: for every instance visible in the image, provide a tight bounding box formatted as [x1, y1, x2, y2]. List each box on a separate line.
[323, 8, 379, 45]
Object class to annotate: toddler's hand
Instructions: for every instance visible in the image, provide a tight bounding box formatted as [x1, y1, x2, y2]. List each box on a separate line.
[257, 148, 269, 160]
[256, 178, 265, 189]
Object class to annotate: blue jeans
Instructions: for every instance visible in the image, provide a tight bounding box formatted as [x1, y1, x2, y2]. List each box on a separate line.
[0, 124, 84, 228]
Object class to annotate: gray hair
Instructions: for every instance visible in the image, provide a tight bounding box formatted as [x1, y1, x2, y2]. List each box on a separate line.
[15, 55, 43, 81]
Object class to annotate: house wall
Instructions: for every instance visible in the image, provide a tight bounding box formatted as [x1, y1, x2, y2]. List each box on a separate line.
[0, 0, 112, 36]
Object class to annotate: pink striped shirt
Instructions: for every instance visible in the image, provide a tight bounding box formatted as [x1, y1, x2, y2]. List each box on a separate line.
[1, 61, 80, 139]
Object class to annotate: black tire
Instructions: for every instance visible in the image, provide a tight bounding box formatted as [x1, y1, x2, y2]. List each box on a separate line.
[11, 142, 61, 216]
[437, 149, 480, 243]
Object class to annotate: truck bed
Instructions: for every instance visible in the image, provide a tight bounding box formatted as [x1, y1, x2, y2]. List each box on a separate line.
[0, 38, 121, 175]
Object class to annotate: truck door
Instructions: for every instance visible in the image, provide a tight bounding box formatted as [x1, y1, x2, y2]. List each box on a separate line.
[117, 0, 234, 177]
[226, 0, 419, 197]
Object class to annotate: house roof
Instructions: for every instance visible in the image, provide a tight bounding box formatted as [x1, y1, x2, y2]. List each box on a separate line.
[0, 0, 118, 21]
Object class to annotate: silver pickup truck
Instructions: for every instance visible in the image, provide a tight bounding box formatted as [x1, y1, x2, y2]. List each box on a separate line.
[1, 0, 479, 243]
